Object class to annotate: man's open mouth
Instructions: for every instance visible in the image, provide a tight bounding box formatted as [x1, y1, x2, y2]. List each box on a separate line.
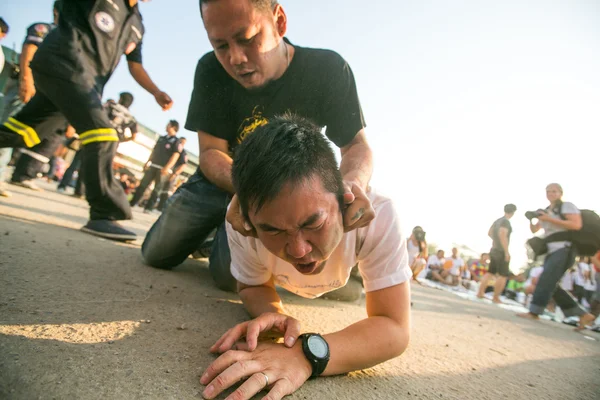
[295, 261, 318, 274]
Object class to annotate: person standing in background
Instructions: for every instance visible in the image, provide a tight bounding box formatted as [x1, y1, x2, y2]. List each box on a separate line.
[477, 204, 516, 303]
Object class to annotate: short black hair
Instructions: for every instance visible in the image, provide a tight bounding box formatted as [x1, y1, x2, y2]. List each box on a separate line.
[118, 92, 134, 108]
[199, 0, 278, 19]
[232, 114, 344, 220]
[168, 120, 179, 132]
[504, 204, 517, 214]
[0, 18, 9, 34]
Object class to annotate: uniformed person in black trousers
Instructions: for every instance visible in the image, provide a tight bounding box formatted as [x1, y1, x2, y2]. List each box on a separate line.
[130, 120, 182, 211]
[156, 137, 188, 212]
[0, 1, 61, 194]
[0, 0, 173, 241]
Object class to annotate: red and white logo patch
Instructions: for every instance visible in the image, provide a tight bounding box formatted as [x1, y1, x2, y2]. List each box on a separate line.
[34, 24, 49, 36]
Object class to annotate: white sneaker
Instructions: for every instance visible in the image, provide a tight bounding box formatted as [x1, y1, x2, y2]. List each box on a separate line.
[0, 184, 11, 197]
[13, 179, 43, 191]
[56, 186, 66, 194]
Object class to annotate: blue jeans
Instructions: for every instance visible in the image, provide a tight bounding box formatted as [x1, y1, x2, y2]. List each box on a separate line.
[530, 246, 587, 317]
[58, 149, 83, 189]
[141, 173, 236, 292]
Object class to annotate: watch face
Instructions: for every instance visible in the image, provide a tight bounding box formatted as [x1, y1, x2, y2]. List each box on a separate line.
[307, 335, 328, 359]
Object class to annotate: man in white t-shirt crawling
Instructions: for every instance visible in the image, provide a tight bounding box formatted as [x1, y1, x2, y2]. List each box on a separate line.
[199, 115, 411, 400]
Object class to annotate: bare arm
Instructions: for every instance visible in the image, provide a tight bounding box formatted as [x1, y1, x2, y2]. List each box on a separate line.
[127, 61, 173, 110]
[591, 254, 600, 269]
[420, 241, 428, 259]
[198, 130, 235, 194]
[161, 152, 180, 175]
[19, 43, 39, 103]
[238, 278, 285, 318]
[339, 129, 373, 191]
[173, 163, 186, 176]
[238, 280, 410, 375]
[530, 221, 542, 234]
[321, 282, 410, 375]
[498, 227, 510, 256]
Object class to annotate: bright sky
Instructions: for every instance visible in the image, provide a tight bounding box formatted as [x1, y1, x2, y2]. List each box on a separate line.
[2, 0, 599, 271]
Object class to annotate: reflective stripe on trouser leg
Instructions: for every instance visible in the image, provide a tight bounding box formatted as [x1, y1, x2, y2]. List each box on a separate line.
[19, 148, 50, 164]
[79, 128, 119, 145]
[2, 117, 41, 148]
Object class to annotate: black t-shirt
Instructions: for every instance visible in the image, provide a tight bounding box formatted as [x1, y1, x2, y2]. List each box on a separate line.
[185, 38, 366, 155]
[174, 149, 188, 169]
[491, 217, 512, 252]
[150, 135, 182, 167]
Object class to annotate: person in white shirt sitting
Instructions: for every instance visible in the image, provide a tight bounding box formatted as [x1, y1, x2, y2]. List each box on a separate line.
[425, 249, 445, 280]
[199, 115, 411, 400]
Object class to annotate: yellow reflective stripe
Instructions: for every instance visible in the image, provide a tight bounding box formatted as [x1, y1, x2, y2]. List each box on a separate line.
[8, 118, 41, 147]
[4, 118, 41, 147]
[79, 128, 117, 140]
[81, 135, 119, 145]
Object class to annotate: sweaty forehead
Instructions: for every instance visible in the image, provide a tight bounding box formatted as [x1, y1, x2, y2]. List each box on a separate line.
[202, 1, 262, 40]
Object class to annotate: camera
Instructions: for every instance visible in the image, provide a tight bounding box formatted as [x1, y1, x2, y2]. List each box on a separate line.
[525, 210, 545, 220]
[412, 226, 426, 241]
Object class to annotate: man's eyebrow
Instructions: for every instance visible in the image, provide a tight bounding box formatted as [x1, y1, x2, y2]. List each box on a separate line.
[256, 212, 324, 232]
[209, 27, 252, 44]
[299, 212, 323, 228]
[257, 223, 282, 232]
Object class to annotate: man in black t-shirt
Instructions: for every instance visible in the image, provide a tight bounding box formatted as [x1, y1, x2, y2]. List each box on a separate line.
[141, 0, 375, 292]
[130, 120, 182, 212]
[477, 204, 517, 303]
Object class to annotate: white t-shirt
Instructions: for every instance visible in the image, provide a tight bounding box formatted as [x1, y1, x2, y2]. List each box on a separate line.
[427, 255, 444, 269]
[575, 262, 590, 287]
[584, 268, 596, 291]
[449, 257, 465, 276]
[228, 190, 412, 299]
[407, 239, 420, 265]
[525, 266, 544, 288]
[560, 270, 574, 291]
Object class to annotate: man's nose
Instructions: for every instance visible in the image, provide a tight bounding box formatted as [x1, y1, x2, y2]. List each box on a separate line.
[229, 44, 248, 66]
[286, 233, 312, 260]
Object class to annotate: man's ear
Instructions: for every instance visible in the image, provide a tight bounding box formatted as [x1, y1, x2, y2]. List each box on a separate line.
[273, 4, 288, 37]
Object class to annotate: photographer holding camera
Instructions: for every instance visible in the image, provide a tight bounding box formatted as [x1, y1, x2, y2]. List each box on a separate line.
[517, 183, 595, 330]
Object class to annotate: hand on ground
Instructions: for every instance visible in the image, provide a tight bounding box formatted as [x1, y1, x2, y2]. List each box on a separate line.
[210, 312, 301, 354]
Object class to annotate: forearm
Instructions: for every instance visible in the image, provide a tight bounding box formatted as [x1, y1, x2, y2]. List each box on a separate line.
[19, 45, 37, 82]
[500, 236, 509, 255]
[163, 153, 180, 172]
[173, 165, 185, 176]
[530, 223, 540, 234]
[199, 149, 234, 194]
[239, 284, 285, 318]
[339, 134, 373, 190]
[128, 62, 161, 95]
[322, 316, 409, 376]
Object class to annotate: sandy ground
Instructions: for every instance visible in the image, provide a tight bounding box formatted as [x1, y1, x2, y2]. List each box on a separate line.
[0, 180, 599, 400]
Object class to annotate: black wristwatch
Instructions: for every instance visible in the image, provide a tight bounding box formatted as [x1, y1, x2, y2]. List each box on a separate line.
[299, 333, 330, 378]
